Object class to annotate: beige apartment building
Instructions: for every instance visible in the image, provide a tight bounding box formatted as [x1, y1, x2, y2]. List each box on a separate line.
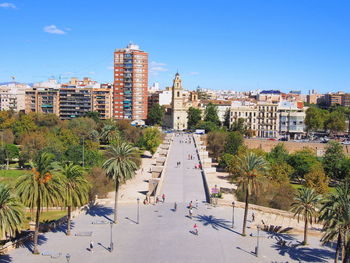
[25, 88, 60, 115]
[25, 82, 113, 120]
[0, 83, 29, 112]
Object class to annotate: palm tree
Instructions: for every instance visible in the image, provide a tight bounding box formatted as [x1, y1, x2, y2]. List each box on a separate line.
[58, 163, 90, 236]
[102, 142, 138, 223]
[235, 152, 268, 236]
[101, 124, 120, 144]
[15, 152, 64, 254]
[319, 183, 350, 263]
[0, 184, 24, 239]
[291, 187, 321, 245]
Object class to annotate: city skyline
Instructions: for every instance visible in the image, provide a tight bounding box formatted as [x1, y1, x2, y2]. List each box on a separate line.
[1, 0, 350, 93]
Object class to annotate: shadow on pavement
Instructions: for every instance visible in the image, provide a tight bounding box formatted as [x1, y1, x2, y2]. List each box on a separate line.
[271, 242, 335, 262]
[195, 214, 241, 235]
[51, 221, 75, 235]
[125, 217, 138, 224]
[97, 242, 110, 252]
[0, 254, 12, 263]
[22, 234, 48, 253]
[85, 204, 114, 221]
[236, 246, 256, 257]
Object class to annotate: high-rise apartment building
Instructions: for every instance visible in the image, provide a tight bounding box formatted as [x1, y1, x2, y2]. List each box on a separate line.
[113, 43, 148, 120]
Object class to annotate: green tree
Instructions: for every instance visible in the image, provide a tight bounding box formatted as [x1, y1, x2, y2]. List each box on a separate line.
[340, 158, 350, 181]
[325, 111, 347, 135]
[0, 144, 19, 169]
[235, 152, 268, 236]
[138, 127, 161, 155]
[224, 131, 243, 155]
[147, 104, 165, 126]
[323, 141, 346, 180]
[12, 113, 37, 139]
[204, 103, 221, 126]
[16, 152, 64, 254]
[319, 183, 350, 263]
[0, 184, 24, 238]
[84, 111, 100, 122]
[267, 143, 289, 163]
[268, 161, 293, 184]
[58, 163, 90, 236]
[223, 108, 231, 129]
[102, 142, 138, 223]
[207, 131, 228, 160]
[68, 117, 97, 138]
[290, 187, 321, 245]
[187, 107, 202, 129]
[304, 163, 329, 194]
[288, 148, 320, 182]
[230, 118, 246, 134]
[305, 107, 328, 132]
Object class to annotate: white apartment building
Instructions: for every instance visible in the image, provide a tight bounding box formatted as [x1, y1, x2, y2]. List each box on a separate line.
[0, 83, 30, 112]
[159, 88, 172, 106]
[229, 100, 306, 139]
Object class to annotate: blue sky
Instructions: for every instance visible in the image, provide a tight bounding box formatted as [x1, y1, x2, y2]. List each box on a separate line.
[1, 0, 350, 93]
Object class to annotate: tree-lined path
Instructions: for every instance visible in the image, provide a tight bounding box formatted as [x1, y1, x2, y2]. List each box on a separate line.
[4, 133, 336, 263]
[161, 133, 206, 204]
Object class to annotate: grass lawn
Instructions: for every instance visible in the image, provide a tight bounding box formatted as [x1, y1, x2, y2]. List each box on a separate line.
[0, 169, 29, 186]
[23, 210, 67, 230]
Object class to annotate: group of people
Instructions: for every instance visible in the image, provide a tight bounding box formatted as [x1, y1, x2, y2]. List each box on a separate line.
[187, 154, 195, 160]
[176, 161, 181, 167]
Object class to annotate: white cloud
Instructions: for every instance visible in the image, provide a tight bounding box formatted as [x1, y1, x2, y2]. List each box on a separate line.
[107, 66, 114, 70]
[150, 61, 168, 76]
[189, 72, 199, 76]
[0, 2, 16, 8]
[89, 71, 96, 75]
[43, 25, 66, 35]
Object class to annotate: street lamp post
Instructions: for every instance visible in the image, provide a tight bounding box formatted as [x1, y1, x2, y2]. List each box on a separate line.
[109, 221, 114, 252]
[137, 198, 140, 224]
[231, 201, 235, 228]
[255, 225, 261, 257]
[66, 253, 71, 263]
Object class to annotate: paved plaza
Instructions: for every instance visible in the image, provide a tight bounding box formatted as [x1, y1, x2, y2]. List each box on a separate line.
[2, 134, 337, 263]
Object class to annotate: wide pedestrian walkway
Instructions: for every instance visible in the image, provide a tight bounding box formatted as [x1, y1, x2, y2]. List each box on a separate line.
[161, 133, 206, 204]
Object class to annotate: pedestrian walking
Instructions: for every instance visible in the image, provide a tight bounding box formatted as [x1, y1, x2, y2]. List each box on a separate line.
[156, 196, 159, 204]
[196, 199, 199, 208]
[193, 224, 198, 235]
[162, 193, 165, 203]
[90, 241, 94, 253]
[174, 202, 177, 211]
[189, 207, 193, 219]
[189, 201, 193, 209]
[252, 212, 255, 222]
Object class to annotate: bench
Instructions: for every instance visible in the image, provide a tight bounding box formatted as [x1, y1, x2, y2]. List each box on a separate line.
[41, 252, 62, 258]
[75, 231, 93, 236]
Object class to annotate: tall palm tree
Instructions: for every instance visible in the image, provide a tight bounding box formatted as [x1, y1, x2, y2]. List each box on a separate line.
[58, 163, 90, 236]
[291, 187, 321, 245]
[102, 142, 138, 223]
[15, 152, 64, 254]
[0, 184, 24, 239]
[235, 152, 268, 236]
[319, 183, 350, 263]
